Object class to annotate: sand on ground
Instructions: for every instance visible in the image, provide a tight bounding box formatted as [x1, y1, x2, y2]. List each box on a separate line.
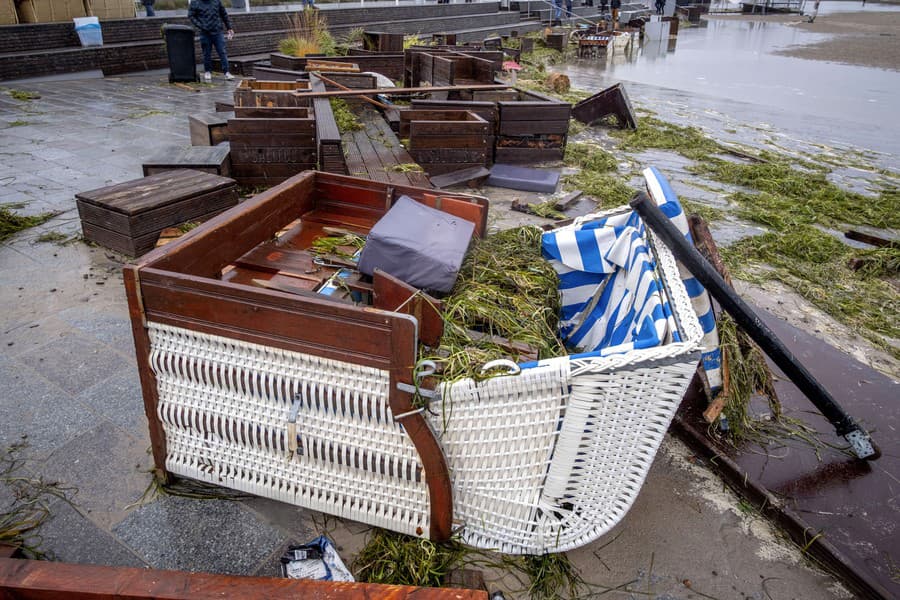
[706, 10, 900, 71]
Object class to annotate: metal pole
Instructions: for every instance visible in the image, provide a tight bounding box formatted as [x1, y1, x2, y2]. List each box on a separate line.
[629, 192, 880, 460]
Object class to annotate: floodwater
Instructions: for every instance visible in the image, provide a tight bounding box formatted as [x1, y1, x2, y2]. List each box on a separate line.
[558, 2, 900, 156]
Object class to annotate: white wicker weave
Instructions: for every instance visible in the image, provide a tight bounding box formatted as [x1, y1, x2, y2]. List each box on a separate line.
[148, 324, 431, 537]
[429, 213, 703, 554]
[143, 208, 701, 554]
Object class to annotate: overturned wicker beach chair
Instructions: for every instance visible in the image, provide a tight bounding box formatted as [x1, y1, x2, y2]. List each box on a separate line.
[126, 170, 703, 555]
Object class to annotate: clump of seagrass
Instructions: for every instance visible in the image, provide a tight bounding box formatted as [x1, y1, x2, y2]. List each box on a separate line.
[714, 313, 781, 442]
[353, 529, 589, 600]
[1, 443, 74, 558]
[432, 226, 565, 380]
[353, 529, 467, 587]
[309, 232, 365, 258]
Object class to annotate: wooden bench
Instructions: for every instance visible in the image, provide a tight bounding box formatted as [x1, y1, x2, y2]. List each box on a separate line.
[142, 145, 232, 177]
[76, 170, 239, 257]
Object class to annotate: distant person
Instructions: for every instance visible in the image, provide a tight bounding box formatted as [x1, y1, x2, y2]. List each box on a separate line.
[553, 0, 563, 25]
[600, 0, 609, 17]
[655, 0, 665, 14]
[141, 0, 155, 17]
[302, 0, 316, 8]
[565, 0, 573, 20]
[611, 0, 621, 26]
[188, 0, 235, 82]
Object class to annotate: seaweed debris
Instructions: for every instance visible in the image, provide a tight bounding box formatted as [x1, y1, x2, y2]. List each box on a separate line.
[331, 98, 363, 133]
[431, 226, 565, 381]
[1, 443, 74, 558]
[0, 206, 56, 243]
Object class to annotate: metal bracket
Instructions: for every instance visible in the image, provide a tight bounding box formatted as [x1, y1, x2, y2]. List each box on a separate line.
[286, 393, 303, 456]
[844, 428, 878, 460]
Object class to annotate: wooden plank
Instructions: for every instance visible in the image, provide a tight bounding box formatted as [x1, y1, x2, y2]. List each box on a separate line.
[0, 558, 488, 599]
[76, 170, 235, 216]
[234, 244, 320, 277]
[845, 229, 899, 249]
[374, 269, 444, 347]
[233, 106, 310, 119]
[230, 147, 317, 165]
[227, 133, 317, 148]
[572, 82, 637, 129]
[407, 120, 489, 137]
[123, 267, 171, 482]
[499, 119, 569, 136]
[142, 171, 317, 277]
[498, 102, 572, 121]
[429, 166, 490, 188]
[297, 84, 510, 100]
[227, 118, 315, 134]
[410, 148, 487, 163]
[138, 268, 401, 370]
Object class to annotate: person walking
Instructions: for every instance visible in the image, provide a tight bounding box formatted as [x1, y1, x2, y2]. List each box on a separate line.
[141, 0, 155, 17]
[655, 0, 665, 15]
[188, 0, 235, 82]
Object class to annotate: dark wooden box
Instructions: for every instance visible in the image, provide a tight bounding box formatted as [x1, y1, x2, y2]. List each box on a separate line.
[402, 110, 490, 176]
[227, 112, 317, 186]
[495, 89, 572, 163]
[189, 112, 230, 146]
[363, 31, 404, 53]
[76, 169, 238, 257]
[142, 145, 232, 178]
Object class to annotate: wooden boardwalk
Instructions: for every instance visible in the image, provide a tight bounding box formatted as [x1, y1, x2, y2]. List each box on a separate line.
[343, 105, 433, 188]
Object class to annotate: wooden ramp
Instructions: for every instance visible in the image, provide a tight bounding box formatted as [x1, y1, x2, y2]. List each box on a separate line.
[343, 106, 433, 188]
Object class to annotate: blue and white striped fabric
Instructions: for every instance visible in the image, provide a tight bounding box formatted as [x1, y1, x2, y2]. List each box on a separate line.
[643, 166, 722, 393]
[541, 209, 680, 357]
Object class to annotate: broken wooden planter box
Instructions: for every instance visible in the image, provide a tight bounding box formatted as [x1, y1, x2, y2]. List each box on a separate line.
[400, 109, 491, 176]
[125, 171, 488, 545]
[125, 171, 704, 555]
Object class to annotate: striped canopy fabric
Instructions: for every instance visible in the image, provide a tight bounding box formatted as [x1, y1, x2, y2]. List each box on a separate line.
[643, 166, 723, 393]
[542, 209, 681, 357]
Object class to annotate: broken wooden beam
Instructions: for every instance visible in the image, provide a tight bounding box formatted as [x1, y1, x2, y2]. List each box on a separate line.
[845, 229, 899, 249]
[295, 84, 511, 100]
[554, 189, 583, 211]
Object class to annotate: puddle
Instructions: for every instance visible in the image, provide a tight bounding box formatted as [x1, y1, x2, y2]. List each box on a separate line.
[558, 3, 900, 156]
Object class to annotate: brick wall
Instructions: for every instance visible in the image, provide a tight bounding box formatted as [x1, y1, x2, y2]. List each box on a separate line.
[0, 2, 509, 81]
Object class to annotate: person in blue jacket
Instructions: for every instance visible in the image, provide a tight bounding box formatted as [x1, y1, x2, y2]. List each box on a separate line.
[188, 0, 235, 82]
[141, 0, 155, 17]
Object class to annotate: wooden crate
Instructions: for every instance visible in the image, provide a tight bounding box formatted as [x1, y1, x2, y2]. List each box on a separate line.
[227, 112, 317, 186]
[495, 89, 572, 163]
[233, 78, 312, 108]
[311, 79, 347, 175]
[142, 145, 232, 178]
[0, 0, 17, 25]
[189, 112, 231, 146]
[363, 31, 404, 53]
[84, 0, 134, 19]
[404, 110, 490, 176]
[76, 169, 238, 257]
[17, 0, 85, 22]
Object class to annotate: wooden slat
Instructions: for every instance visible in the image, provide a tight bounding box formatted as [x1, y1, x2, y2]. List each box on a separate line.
[374, 269, 444, 347]
[0, 558, 487, 599]
[499, 119, 569, 136]
[233, 106, 310, 119]
[138, 268, 401, 370]
[296, 84, 510, 100]
[143, 171, 317, 277]
[227, 118, 314, 134]
[123, 267, 170, 482]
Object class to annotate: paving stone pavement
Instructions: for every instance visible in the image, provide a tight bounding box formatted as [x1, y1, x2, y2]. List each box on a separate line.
[0, 72, 855, 598]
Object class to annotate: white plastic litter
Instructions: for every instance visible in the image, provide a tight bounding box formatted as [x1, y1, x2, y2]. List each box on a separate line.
[280, 536, 354, 582]
[74, 17, 103, 47]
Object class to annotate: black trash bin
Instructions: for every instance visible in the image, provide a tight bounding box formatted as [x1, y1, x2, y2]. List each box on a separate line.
[162, 24, 198, 83]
